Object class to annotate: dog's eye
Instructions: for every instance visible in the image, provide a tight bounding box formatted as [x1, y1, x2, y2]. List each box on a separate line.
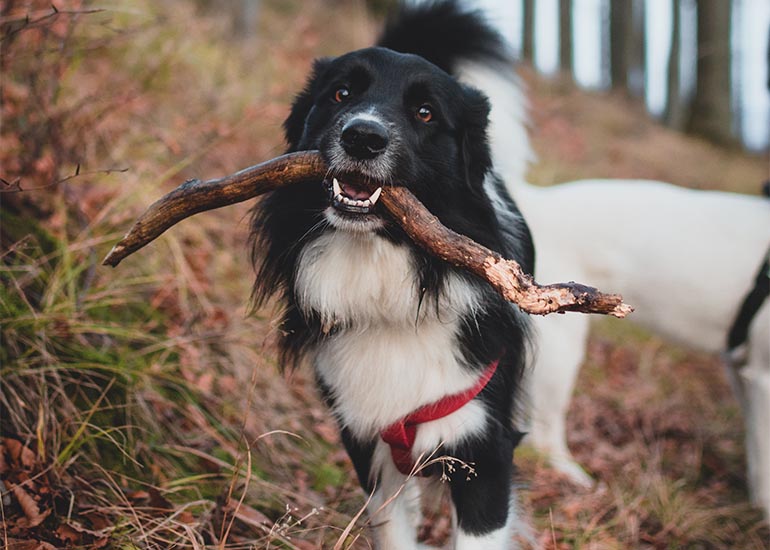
[333, 86, 350, 103]
[416, 105, 433, 123]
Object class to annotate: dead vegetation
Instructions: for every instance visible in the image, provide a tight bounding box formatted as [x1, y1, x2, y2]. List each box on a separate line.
[1, 1, 767, 548]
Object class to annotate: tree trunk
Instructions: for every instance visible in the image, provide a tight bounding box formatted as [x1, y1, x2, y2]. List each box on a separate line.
[628, 0, 646, 96]
[522, 0, 535, 62]
[610, 0, 633, 90]
[665, 0, 687, 129]
[687, 0, 733, 145]
[559, 0, 573, 76]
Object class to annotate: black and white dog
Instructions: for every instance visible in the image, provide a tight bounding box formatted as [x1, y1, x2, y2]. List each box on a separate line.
[250, 2, 533, 548]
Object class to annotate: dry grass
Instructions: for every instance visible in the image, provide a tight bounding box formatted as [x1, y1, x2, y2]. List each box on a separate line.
[516, 322, 768, 549]
[1, 1, 768, 548]
[2, 1, 376, 547]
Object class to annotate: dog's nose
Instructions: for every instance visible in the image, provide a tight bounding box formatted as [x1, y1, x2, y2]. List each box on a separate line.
[340, 119, 389, 159]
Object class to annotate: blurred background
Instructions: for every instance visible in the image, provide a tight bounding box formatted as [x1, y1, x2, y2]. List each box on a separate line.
[475, 0, 769, 151]
[1, 1, 768, 549]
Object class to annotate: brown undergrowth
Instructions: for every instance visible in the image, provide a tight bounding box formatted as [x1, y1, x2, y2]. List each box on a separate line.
[1, 1, 767, 548]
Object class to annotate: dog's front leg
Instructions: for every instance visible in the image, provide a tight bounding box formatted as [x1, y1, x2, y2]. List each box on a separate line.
[448, 437, 519, 550]
[341, 430, 425, 549]
[365, 442, 425, 550]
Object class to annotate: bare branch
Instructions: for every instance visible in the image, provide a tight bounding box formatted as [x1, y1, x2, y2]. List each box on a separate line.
[380, 186, 632, 318]
[103, 151, 632, 318]
[102, 151, 326, 267]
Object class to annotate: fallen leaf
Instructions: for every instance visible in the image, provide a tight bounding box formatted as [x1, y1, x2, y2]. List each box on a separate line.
[5, 539, 56, 550]
[125, 489, 150, 501]
[3, 438, 36, 469]
[148, 487, 174, 514]
[177, 510, 196, 524]
[56, 523, 82, 545]
[79, 509, 112, 531]
[58, 519, 114, 539]
[0, 442, 8, 474]
[224, 498, 271, 530]
[10, 481, 50, 528]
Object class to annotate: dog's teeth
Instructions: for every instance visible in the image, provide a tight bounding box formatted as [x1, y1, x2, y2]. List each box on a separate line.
[369, 187, 382, 205]
[332, 181, 380, 211]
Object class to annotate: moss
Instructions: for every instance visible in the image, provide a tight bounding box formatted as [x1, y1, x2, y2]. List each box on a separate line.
[311, 462, 346, 492]
[1, 206, 59, 257]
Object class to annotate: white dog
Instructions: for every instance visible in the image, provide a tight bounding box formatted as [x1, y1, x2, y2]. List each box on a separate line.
[460, 55, 770, 521]
[521, 180, 769, 512]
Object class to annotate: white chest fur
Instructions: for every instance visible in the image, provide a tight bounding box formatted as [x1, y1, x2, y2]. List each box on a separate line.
[295, 230, 422, 327]
[295, 230, 486, 439]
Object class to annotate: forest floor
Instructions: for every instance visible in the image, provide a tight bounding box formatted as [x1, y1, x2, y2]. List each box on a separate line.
[1, 1, 768, 549]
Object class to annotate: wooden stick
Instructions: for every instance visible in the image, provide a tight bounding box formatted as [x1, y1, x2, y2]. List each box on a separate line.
[381, 187, 632, 317]
[103, 151, 632, 318]
[102, 151, 326, 267]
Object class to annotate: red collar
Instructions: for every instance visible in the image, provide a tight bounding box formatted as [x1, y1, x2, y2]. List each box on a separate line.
[379, 359, 499, 476]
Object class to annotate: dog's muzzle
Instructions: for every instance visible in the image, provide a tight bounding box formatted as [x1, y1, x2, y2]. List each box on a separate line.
[323, 115, 392, 219]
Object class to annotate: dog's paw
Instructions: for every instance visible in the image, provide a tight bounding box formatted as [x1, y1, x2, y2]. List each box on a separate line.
[549, 456, 595, 489]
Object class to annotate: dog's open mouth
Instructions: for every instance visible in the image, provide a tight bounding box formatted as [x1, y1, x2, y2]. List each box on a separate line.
[326, 177, 383, 215]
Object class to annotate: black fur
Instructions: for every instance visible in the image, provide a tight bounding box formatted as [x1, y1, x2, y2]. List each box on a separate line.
[378, 1, 511, 73]
[250, 0, 533, 541]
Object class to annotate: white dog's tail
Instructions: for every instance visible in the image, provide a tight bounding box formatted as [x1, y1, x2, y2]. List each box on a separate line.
[377, 1, 533, 187]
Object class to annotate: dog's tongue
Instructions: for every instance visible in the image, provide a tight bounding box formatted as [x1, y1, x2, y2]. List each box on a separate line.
[341, 182, 371, 200]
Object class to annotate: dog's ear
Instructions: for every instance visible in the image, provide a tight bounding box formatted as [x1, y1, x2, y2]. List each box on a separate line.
[283, 57, 333, 151]
[459, 85, 492, 188]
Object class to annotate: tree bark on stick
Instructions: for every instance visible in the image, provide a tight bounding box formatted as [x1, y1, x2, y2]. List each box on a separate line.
[103, 151, 633, 318]
[102, 151, 326, 266]
[379, 187, 631, 317]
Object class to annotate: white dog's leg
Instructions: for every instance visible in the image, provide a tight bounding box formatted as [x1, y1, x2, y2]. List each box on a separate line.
[740, 307, 770, 520]
[527, 313, 593, 487]
[741, 361, 770, 518]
